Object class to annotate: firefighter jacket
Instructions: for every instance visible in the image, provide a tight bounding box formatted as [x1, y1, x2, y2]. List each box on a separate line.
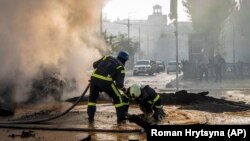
[123, 85, 161, 111]
[91, 56, 126, 90]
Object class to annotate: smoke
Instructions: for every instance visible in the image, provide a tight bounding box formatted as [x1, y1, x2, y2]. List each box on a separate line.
[0, 0, 106, 102]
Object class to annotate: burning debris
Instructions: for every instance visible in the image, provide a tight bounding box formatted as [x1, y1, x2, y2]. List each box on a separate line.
[0, 65, 79, 116]
[0, 0, 106, 114]
[9, 109, 59, 122]
[0, 104, 15, 117]
[29, 65, 94, 104]
[0, 83, 15, 116]
[28, 66, 66, 103]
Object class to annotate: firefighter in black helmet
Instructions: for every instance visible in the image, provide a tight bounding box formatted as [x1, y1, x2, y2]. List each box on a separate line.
[87, 51, 129, 125]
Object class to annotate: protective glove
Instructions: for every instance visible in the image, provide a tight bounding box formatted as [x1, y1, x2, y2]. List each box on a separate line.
[158, 108, 167, 118]
[121, 87, 128, 94]
[139, 106, 152, 115]
[153, 108, 166, 121]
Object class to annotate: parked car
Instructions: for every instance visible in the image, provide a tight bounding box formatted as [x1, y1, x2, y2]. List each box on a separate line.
[133, 60, 157, 76]
[156, 61, 165, 73]
[166, 61, 181, 74]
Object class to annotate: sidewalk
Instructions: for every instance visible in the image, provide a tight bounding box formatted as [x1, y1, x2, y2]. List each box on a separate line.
[162, 77, 250, 90]
[160, 77, 250, 103]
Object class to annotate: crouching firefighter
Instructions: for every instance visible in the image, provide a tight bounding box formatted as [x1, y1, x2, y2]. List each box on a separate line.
[123, 84, 166, 122]
[87, 51, 129, 125]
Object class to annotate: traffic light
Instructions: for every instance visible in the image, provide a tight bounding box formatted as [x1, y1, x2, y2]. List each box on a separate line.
[170, 0, 177, 20]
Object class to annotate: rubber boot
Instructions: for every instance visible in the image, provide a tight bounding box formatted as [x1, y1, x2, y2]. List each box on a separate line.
[123, 105, 129, 115]
[87, 106, 96, 124]
[116, 106, 126, 125]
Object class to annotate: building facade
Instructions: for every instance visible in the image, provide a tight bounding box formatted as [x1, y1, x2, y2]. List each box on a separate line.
[103, 5, 192, 64]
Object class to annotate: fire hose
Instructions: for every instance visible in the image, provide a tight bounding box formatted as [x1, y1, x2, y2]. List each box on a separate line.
[0, 84, 90, 124]
[0, 83, 146, 133]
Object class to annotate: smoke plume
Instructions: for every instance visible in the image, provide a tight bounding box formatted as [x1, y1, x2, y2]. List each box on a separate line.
[0, 0, 106, 102]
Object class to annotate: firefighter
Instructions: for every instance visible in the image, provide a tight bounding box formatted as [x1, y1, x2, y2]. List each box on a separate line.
[123, 84, 166, 121]
[87, 51, 129, 125]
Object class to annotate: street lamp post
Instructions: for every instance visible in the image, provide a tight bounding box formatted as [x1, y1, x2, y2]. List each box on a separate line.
[127, 12, 136, 68]
[147, 34, 149, 58]
[170, 0, 179, 90]
[175, 19, 179, 91]
[128, 18, 130, 39]
[233, 17, 236, 76]
[138, 24, 141, 59]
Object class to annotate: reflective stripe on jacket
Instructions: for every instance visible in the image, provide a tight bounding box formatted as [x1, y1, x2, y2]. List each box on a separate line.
[91, 56, 125, 89]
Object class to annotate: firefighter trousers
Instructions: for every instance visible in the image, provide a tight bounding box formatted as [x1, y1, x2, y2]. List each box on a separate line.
[87, 77, 125, 122]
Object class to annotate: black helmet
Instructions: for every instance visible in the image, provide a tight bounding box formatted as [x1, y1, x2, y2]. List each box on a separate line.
[117, 51, 129, 61]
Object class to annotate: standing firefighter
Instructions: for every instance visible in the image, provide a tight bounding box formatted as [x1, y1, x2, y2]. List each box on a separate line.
[87, 51, 129, 124]
[123, 84, 166, 121]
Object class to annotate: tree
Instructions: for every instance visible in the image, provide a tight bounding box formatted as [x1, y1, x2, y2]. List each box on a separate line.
[237, 0, 250, 37]
[102, 32, 139, 68]
[232, 0, 250, 62]
[113, 33, 139, 68]
[170, 0, 177, 20]
[183, 0, 236, 58]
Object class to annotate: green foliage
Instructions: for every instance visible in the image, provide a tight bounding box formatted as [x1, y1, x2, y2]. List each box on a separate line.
[102, 31, 139, 57]
[101, 30, 116, 55]
[170, 0, 177, 20]
[113, 33, 139, 56]
[183, 0, 235, 33]
[237, 0, 250, 37]
[183, 0, 236, 56]
[102, 32, 139, 68]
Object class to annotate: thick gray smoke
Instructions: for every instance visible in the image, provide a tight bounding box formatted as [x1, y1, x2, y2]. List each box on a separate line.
[0, 0, 106, 103]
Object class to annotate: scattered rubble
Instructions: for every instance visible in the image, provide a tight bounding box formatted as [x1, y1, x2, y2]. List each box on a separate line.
[9, 109, 59, 122]
[159, 90, 250, 112]
[66, 90, 250, 114]
[8, 130, 36, 138]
